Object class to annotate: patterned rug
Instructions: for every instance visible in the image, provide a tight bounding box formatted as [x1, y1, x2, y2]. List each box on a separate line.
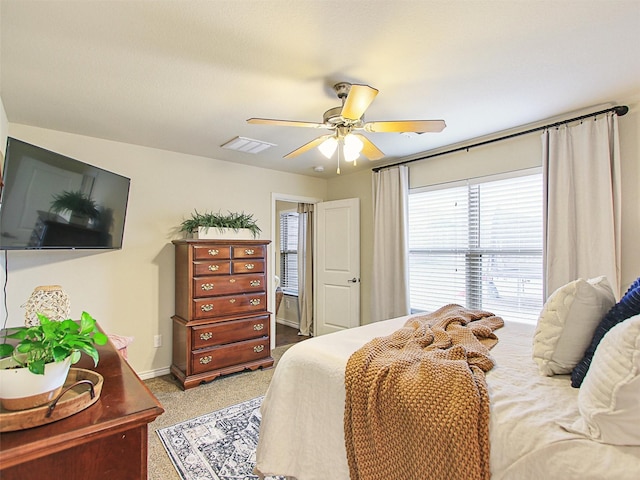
[157, 396, 284, 480]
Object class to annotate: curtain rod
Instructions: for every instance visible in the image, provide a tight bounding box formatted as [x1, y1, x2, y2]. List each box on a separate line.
[372, 105, 629, 173]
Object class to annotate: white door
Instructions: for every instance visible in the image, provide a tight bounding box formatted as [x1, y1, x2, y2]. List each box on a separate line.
[315, 198, 360, 336]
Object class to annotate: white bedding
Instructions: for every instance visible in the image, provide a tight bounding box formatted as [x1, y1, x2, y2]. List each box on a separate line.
[255, 316, 640, 479]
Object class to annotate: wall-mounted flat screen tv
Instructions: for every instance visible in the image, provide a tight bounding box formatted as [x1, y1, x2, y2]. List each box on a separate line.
[0, 137, 130, 250]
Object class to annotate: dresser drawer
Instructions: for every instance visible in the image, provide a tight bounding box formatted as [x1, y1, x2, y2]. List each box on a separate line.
[191, 337, 270, 375]
[193, 274, 265, 298]
[193, 245, 231, 260]
[232, 259, 265, 274]
[191, 315, 269, 349]
[193, 260, 231, 276]
[193, 292, 266, 319]
[232, 245, 266, 259]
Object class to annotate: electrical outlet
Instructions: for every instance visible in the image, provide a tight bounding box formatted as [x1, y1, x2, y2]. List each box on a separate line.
[153, 334, 162, 348]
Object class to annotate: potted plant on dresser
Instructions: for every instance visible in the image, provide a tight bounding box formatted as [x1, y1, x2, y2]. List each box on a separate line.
[179, 210, 262, 240]
[0, 311, 108, 411]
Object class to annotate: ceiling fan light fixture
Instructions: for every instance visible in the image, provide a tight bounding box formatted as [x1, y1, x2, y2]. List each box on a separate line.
[318, 136, 338, 159]
[343, 148, 359, 163]
[343, 133, 363, 162]
[344, 133, 363, 150]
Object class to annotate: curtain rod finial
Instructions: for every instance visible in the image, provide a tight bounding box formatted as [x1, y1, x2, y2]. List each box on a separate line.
[615, 105, 629, 116]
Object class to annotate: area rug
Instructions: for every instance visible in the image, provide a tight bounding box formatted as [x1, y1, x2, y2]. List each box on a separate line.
[157, 396, 284, 480]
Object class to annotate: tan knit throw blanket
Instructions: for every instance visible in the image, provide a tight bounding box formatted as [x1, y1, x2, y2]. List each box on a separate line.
[344, 304, 504, 480]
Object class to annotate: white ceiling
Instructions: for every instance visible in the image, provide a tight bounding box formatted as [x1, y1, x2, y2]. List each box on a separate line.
[1, 0, 639, 178]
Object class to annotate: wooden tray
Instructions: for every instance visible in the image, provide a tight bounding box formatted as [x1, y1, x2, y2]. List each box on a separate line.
[0, 368, 103, 432]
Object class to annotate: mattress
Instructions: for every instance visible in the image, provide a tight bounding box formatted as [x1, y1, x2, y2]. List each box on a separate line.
[255, 316, 640, 479]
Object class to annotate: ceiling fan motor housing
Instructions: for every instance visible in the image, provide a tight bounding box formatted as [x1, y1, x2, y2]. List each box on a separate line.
[322, 83, 364, 127]
[323, 106, 364, 127]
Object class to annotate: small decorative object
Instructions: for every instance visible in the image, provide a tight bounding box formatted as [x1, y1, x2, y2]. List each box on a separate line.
[49, 190, 100, 226]
[179, 210, 261, 239]
[0, 311, 108, 410]
[23, 285, 71, 327]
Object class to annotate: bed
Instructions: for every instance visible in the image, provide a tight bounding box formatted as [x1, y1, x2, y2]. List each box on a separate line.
[255, 280, 640, 480]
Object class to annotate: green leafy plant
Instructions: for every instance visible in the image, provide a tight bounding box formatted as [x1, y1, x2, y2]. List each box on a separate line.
[50, 190, 100, 219]
[0, 312, 109, 375]
[179, 210, 262, 238]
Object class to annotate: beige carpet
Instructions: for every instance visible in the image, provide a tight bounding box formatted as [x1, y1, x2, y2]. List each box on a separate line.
[145, 344, 293, 480]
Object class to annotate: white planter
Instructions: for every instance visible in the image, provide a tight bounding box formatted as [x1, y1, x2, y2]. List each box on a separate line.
[0, 355, 72, 410]
[196, 227, 257, 240]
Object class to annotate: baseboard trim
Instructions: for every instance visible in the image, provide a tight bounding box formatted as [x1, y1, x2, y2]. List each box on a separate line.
[138, 366, 171, 380]
[276, 318, 299, 329]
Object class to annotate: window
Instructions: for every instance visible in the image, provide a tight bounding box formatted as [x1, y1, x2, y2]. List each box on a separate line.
[279, 211, 299, 294]
[408, 171, 543, 323]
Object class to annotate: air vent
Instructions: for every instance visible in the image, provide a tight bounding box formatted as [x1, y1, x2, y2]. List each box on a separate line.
[221, 136, 276, 154]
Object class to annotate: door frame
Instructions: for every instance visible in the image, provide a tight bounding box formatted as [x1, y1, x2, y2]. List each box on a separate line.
[270, 192, 322, 351]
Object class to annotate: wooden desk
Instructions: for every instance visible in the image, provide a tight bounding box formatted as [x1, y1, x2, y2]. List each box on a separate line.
[0, 335, 164, 479]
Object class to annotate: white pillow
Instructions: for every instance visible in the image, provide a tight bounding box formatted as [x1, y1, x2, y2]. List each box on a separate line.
[533, 276, 615, 376]
[567, 314, 640, 445]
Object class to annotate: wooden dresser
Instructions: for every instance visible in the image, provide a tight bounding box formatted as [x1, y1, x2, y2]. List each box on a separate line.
[0, 330, 164, 480]
[171, 239, 273, 389]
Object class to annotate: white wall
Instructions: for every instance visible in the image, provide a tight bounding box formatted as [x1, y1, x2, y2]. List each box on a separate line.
[1, 122, 327, 377]
[326, 98, 640, 325]
[408, 133, 541, 188]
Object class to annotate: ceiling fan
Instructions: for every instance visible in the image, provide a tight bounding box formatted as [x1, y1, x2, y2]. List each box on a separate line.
[247, 82, 446, 171]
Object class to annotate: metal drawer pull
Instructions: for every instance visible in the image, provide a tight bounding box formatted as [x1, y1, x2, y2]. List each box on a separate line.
[201, 283, 214, 291]
[245, 263, 255, 270]
[199, 355, 212, 364]
[208, 249, 219, 256]
[253, 345, 264, 353]
[229, 298, 236, 303]
[199, 332, 213, 341]
[249, 298, 261, 306]
[253, 324, 264, 331]
[208, 265, 220, 271]
[249, 280, 261, 287]
[244, 249, 255, 255]
[229, 278, 236, 283]
[201, 304, 214, 312]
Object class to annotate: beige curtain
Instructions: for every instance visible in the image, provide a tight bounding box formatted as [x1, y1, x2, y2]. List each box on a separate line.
[297, 203, 314, 335]
[371, 165, 410, 321]
[542, 113, 621, 298]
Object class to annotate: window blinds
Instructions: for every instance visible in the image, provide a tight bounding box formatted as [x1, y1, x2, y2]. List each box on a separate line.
[279, 212, 299, 293]
[408, 172, 543, 323]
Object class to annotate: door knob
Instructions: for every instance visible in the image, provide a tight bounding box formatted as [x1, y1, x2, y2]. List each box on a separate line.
[347, 277, 359, 283]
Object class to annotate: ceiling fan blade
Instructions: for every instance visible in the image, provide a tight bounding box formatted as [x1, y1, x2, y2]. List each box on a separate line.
[341, 84, 379, 121]
[364, 119, 446, 133]
[247, 118, 326, 129]
[353, 134, 384, 161]
[284, 135, 332, 158]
